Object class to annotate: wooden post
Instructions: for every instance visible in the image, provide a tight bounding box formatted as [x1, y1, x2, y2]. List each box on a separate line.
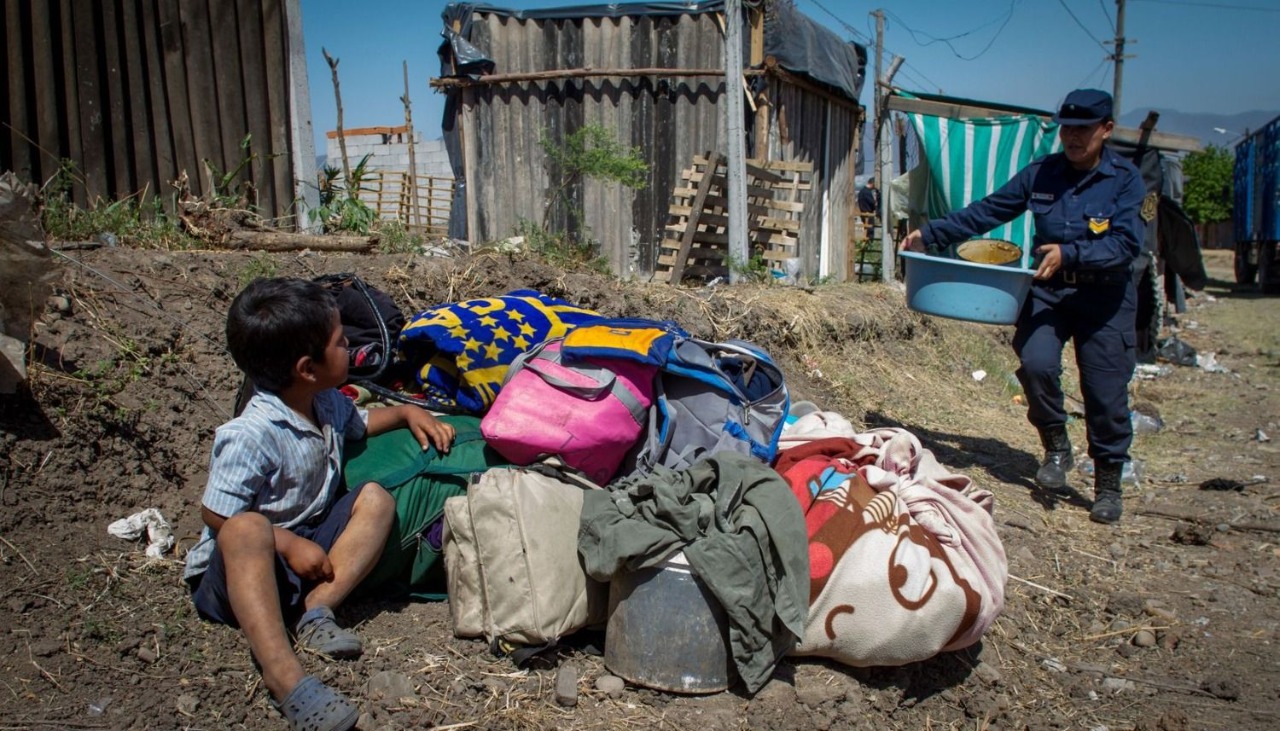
[402, 60, 421, 227]
[323, 48, 352, 195]
[749, 9, 769, 159]
[450, 17, 477, 242]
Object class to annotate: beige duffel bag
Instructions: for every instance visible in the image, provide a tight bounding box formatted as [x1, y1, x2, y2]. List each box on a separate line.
[443, 464, 609, 646]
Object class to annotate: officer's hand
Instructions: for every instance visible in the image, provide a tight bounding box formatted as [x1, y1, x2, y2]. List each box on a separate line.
[1034, 244, 1063, 280]
[899, 230, 926, 252]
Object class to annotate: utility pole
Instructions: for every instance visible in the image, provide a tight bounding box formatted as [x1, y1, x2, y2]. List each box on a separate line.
[725, 0, 748, 282]
[1112, 0, 1127, 115]
[873, 11, 901, 282]
[873, 9, 891, 282]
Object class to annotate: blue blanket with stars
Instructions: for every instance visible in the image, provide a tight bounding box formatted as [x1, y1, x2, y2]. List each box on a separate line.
[397, 289, 600, 413]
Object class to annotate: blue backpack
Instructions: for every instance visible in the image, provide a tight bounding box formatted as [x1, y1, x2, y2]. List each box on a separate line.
[629, 336, 790, 475]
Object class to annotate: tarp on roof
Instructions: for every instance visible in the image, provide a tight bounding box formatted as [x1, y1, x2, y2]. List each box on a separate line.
[438, 1, 866, 101]
[900, 91, 1061, 264]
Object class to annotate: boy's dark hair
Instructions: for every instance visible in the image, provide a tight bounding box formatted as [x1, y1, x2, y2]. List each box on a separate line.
[226, 278, 338, 393]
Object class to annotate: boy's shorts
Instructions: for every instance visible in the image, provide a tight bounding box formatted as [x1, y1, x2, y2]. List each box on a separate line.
[188, 484, 366, 627]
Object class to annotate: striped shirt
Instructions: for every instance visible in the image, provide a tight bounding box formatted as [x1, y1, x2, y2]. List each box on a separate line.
[183, 389, 368, 580]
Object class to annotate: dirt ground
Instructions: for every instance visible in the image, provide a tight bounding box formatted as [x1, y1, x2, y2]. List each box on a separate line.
[1, 246, 1277, 731]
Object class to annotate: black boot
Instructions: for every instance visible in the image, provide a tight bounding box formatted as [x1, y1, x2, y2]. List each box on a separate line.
[1090, 461, 1124, 524]
[1035, 426, 1074, 491]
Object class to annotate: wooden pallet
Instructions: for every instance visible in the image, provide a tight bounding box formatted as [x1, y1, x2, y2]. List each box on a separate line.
[654, 152, 813, 283]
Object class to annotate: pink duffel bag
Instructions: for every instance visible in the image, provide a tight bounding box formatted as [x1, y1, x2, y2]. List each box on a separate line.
[481, 338, 656, 485]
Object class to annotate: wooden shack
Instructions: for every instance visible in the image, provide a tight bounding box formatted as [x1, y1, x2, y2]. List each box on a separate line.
[0, 0, 315, 223]
[433, 1, 867, 281]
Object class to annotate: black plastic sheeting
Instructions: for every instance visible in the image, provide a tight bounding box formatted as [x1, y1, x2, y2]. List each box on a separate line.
[439, 1, 866, 101]
[437, 1, 866, 240]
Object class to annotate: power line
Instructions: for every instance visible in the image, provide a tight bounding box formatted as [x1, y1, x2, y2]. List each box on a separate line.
[1076, 58, 1112, 90]
[1055, 0, 1111, 51]
[805, 0, 873, 44]
[883, 2, 1021, 61]
[1131, 0, 1280, 10]
[896, 65, 942, 94]
[861, 16, 946, 91]
[895, 59, 945, 94]
[1098, 0, 1116, 32]
[806, 0, 945, 93]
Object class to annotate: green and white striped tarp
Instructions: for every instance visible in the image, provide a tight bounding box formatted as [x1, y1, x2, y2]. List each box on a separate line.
[908, 110, 1061, 266]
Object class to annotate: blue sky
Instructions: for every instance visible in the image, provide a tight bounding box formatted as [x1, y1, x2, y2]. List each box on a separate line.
[301, 0, 1280, 149]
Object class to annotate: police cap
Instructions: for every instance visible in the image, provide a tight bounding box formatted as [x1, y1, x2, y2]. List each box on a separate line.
[1053, 89, 1113, 126]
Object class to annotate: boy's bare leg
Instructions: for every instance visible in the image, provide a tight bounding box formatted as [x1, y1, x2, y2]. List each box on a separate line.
[219, 512, 305, 701]
[304, 483, 395, 611]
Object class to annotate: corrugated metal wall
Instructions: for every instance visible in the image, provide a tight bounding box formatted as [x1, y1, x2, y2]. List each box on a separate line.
[759, 77, 859, 280]
[453, 10, 861, 280]
[0, 0, 295, 219]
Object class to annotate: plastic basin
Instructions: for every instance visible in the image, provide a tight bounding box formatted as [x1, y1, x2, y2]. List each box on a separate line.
[900, 250, 1035, 325]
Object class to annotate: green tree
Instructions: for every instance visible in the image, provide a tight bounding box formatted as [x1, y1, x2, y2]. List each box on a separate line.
[1182, 144, 1234, 225]
[519, 124, 649, 273]
[539, 123, 648, 233]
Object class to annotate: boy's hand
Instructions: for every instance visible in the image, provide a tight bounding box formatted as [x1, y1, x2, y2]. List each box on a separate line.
[365, 404, 456, 452]
[404, 407, 456, 453]
[279, 533, 334, 581]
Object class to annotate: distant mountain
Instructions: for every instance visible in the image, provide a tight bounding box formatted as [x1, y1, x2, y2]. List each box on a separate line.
[1117, 108, 1280, 150]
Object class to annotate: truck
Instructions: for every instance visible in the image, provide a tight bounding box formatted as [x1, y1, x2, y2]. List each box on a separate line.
[1232, 113, 1280, 293]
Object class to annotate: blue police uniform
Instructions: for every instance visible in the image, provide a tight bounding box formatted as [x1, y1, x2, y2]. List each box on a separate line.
[919, 144, 1147, 465]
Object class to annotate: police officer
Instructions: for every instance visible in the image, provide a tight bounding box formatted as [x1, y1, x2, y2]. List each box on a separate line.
[857, 178, 880, 216]
[900, 89, 1146, 524]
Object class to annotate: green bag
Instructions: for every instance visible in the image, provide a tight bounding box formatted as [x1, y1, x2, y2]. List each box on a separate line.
[345, 414, 508, 600]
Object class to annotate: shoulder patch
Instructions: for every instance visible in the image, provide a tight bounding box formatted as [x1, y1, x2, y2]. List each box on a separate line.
[1141, 191, 1158, 222]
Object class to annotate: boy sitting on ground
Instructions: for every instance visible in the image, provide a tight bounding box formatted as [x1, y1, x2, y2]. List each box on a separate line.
[183, 277, 455, 731]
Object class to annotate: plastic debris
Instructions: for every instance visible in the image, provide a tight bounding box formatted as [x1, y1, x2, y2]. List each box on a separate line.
[971, 369, 987, 382]
[1135, 363, 1172, 379]
[1197, 351, 1229, 373]
[1131, 409, 1164, 434]
[1156, 336, 1197, 366]
[1199, 478, 1245, 492]
[107, 508, 175, 558]
[1257, 429, 1271, 443]
[88, 697, 112, 716]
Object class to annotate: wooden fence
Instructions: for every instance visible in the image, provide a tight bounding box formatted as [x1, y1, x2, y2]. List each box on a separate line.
[355, 172, 453, 235]
[655, 153, 812, 283]
[0, 0, 301, 221]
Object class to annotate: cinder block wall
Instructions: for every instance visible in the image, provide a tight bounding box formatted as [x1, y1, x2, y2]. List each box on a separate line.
[324, 127, 453, 178]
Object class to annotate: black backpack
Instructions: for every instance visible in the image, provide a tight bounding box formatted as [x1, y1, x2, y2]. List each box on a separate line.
[233, 273, 406, 416]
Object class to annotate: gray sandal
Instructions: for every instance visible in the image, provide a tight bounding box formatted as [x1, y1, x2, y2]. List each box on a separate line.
[273, 675, 357, 731]
[295, 606, 363, 658]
